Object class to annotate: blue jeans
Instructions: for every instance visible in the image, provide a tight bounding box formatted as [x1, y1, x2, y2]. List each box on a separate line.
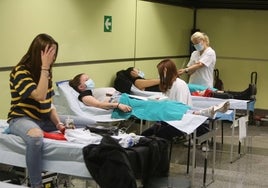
[8, 115, 95, 187]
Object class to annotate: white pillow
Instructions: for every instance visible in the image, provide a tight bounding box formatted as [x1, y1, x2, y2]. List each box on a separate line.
[130, 85, 162, 97]
[55, 81, 113, 117]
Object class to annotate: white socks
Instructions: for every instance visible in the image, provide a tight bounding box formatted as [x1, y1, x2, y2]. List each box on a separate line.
[194, 101, 230, 118]
[213, 101, 230, 113]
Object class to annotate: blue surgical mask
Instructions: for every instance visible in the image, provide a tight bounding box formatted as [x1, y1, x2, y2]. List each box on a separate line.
[194, 42, 204, 51]
[138, 71, 145, 78]
[85, 79, 95, 90]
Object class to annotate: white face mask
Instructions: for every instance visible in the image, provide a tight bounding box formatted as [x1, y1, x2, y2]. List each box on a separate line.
[138, 70, 145, 78]
[194, 42, 204, 51]
[85, 79, 95, 90]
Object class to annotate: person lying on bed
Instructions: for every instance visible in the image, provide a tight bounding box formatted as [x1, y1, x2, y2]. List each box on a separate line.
[125, 65, 255, 100]
[124, 67, 160, 91]
[114, 67, 160, 93]
[115, 67, 256, 100]
[142, 58, 230, 151]
[188, 83, 256, 100]
[69, 73, 132, 112]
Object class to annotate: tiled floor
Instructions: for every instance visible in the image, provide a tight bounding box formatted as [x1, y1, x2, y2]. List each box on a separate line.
[168, 121, 268, 188]
[1, 121, 268, 188]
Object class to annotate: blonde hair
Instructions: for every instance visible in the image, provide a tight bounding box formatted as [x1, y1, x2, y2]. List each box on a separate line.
[191, 32, 210, 46]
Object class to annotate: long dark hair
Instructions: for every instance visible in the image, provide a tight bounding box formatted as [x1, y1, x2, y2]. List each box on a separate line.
[157, 59, 177, 92]
[125, 67, 134, 80]
[15, 33, 58, 85]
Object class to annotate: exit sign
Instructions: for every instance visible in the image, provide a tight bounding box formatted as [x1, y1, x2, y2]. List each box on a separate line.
[104, 16, 112, 32]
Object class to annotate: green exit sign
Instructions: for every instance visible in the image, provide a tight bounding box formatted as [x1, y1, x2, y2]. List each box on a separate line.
[104, 16, 112, 32]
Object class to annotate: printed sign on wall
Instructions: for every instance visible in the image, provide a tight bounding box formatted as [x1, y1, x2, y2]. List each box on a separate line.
[104, 16, 112, 32]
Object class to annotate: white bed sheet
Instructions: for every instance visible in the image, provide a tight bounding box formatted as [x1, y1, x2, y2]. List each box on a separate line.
[192, 96, 253, 111]
[191, 96, 255, 122]
[130, 85, 162, 97]
[166, 113, 208, 135]
[0, 120, 91, 178]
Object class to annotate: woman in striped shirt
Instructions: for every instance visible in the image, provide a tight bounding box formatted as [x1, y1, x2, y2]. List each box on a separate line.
[7, 33, 65, 188]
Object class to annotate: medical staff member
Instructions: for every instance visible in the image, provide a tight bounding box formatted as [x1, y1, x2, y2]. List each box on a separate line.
[8, 34, 67, 188]
[178, 32, 216, 88]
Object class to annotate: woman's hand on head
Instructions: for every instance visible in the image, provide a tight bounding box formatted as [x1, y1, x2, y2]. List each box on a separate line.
[118, 104, 132, 112]
[41, 44, 56, 69]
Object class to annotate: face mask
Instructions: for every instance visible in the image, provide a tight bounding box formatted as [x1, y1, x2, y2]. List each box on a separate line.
[85, 79, 95, 90]
[194, 42, 204, 51]
[138, 71, 145, 78]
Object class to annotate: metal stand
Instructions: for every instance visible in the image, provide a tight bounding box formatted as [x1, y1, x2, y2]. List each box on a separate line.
[230, 108, 249, 163]
[189, 120, 217, 188]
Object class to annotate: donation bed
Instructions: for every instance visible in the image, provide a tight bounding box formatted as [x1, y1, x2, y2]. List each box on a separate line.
[192, 95, 255, 163]
[0, 119, 90, 178]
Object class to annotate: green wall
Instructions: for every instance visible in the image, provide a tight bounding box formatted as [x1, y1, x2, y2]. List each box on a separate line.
[136, 1, 192, 57]
[0, 0, 192, 119]
[196, 9, 268, 109]
[0, 0, 137, 64]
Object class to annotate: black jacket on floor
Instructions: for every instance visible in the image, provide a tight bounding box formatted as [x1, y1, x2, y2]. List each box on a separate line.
[83, 135, 137, 188]
[83, 135, 169, 188]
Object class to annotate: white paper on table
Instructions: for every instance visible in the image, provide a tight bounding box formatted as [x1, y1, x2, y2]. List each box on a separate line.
[166, 114, 208, 135]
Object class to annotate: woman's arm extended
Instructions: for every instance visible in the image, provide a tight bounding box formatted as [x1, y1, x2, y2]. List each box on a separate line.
[134, 79, 160, 90]
[81, 95, 131, 112]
